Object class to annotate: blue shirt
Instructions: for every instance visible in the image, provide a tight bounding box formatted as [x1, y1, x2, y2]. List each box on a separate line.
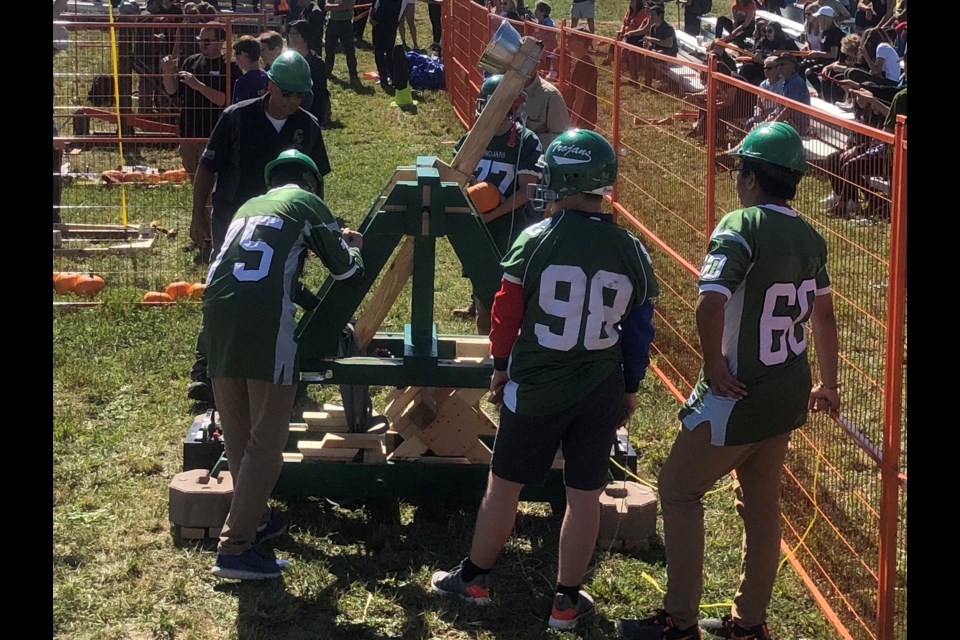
[781, 71, 810, 106]
[232, 69, 270, 104]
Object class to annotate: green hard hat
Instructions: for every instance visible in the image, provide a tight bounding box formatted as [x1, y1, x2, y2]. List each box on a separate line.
[264, 149, 321, 188]
[530, 129, 617, 208]
[476, 74, 526, 121]
[267, 50, 312, 93]
[728, 122, 807, 174]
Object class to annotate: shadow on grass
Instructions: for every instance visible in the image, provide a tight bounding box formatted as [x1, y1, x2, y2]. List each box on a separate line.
[215, 496, 667, 639]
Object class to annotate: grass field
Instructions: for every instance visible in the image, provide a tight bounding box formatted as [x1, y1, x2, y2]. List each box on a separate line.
[53, 8, 846, 639]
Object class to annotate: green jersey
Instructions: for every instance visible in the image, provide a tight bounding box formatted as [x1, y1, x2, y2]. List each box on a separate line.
[454, 122, 543, 256]
[203, 186, 363, 384]
[679, 204, 830, 445]
[500, 210, 659, 416]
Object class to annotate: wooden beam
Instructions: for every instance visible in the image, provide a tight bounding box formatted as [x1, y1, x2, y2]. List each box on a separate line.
[354, 238, 415, 351]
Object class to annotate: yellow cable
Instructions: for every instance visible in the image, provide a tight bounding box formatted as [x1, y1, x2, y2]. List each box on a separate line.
[641, 572, 664, 594]
[778, 450, 821, 574]
[106, 2, 129, 226]
[608, 457, 657, 491]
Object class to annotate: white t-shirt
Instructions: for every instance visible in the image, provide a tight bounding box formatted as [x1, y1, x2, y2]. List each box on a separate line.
[875, 42, 901, 81]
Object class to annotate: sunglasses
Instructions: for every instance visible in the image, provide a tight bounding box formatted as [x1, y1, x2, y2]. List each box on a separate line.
[199, 38, 220, 44]
[764, 29, 775, 34]
[279, 89, 308, 99]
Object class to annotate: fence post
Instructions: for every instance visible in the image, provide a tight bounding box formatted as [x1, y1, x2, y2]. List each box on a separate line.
[611, 38, 622, 213]
[558, 21, 567, 89]
[704, 54, 717, 238]
[877, 116, 907, 640]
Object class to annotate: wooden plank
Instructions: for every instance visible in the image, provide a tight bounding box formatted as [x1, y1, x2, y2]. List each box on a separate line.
[297, 443, 360, 460]
[384, 385, 421, 419]
[447, 387, 489, 406]
[283, 452, 304, 463]
[302, 410, 349, 430]
[363, 443, 388, 464]
[54, 237, 156, 257]
[354, 238, 414, 351]
[409, 388, 438, 429]
[412, 456, 473, 465]
[453, 336, 491, 359]
[389, 434, 430, 459]
[319, 433, 385, 449]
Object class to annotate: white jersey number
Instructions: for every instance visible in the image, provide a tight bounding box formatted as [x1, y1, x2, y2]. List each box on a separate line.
[535, 265, 634, 352]
[208, 215, 285, 284]
[759, 278, 816, 366]
[474, 159, 517, 194]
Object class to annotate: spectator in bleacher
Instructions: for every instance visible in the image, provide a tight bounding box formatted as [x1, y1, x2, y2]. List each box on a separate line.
[854, 0, 886, 34]
[285, 0, 326, 51]
[688, 62, 751, 143]
[325, 0, 361, 86]
[835, 43, 904, 107]
[715, 0, 756, 49]
[521, 64, 570, 149]
[497, 0, 521, 20]
[842, 27, 900, 88]
[197, 1, 218, 13]
[891, 20, 905, 57]
[820, 89, 887, 217]
[817, 33, 863, 104]
[179, 3, 204, 57]
[769, 52, 810, 136]
[642, 4, 678, 56]
[371, 0, 403, 93]
[607, 0, 650, 86]
[800, 6, 842, 97]
[569, 0, 596, 33]
[744, 55, 785, 128]
[259, 30, 284, 70]
[562, 27, 598, 130]
[804, 0, 852, 21]
[679, 0, 711, 37]
[160, 23, 239, 181]
[232, 35, 270, 102]
[287, 19, 332, 125]
[533, 2, 559, 79]
[740, 20, 799, 85]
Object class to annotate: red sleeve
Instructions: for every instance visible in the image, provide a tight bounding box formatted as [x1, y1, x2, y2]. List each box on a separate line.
[489, 278, 525, 364]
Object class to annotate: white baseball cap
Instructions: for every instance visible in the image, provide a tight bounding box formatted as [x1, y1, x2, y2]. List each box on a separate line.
[812, 6, 836, 17]
[53, 24, 69, 51]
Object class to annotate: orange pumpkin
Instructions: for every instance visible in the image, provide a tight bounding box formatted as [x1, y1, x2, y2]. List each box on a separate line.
[166, 280, 193, 299]
[142, 291, 175, 304]
[54, 272, 83, 294]
[73, 274, 106, 297]
[122, 171, 145, 183]
[467, 181, 501, 214]
[189, 283, 207, 300]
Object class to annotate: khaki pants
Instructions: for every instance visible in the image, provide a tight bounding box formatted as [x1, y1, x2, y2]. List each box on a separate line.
[659, 422, 791, 629]
[212, 377, 298, 555]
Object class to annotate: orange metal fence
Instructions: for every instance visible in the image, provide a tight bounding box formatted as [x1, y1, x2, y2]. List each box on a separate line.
[440, 4, 906, 639]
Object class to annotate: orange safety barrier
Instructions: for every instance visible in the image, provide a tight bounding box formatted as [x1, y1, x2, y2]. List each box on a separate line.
[440, 6, 906, 640]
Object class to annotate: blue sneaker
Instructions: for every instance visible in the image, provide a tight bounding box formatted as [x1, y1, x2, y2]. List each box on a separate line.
[255, 511, 288, 545]
[211, 548, 289, 580]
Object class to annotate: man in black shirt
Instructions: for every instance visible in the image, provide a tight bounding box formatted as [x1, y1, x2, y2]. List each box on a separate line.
[644, 5, 678, 57]
[161, 23, 240, 181]
[186, 49, 332, 403]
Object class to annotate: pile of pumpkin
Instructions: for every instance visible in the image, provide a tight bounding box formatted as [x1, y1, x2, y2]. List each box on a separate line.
[142, 280, 206, 304]
[100, 168, 189, 185]
[54, 272, 106, 297]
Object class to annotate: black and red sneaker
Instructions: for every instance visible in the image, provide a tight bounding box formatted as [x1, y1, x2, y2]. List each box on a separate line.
[699, 615, 773, 640]
[617, 610, 703, 640]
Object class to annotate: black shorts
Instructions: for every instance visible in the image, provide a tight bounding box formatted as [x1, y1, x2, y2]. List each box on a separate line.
[491, 367, 626, 491]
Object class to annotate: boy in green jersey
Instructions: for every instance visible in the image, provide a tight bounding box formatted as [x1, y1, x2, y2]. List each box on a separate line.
[431, 130, 659, 631]
[205, 150, 364, 580]
[617, 123, 841, 640]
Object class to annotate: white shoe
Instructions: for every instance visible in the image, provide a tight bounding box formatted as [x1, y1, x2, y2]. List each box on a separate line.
[836, 101, 855, 112]
[819, 193, 839, 207]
